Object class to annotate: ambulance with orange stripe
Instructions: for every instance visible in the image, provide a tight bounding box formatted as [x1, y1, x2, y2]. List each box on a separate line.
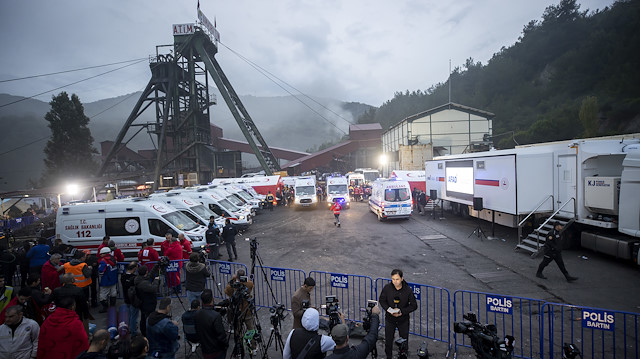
[56, 198, 207, 255]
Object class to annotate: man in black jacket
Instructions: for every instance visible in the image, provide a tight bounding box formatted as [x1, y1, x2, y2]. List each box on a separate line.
[135, 264, 160, 336]
[378, 269, 417, 359]
[326, 304, 381, 359]
[121, 261, 139, 335]
[221, 219, 238, 261]
[205, 216, 221, 259]
[194, 289, 228, 359]
[53, 273, 90, 328]
[536, 222, 578, 282]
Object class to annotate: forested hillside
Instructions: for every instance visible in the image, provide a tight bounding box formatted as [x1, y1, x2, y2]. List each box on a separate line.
[358, 0, 640, 148]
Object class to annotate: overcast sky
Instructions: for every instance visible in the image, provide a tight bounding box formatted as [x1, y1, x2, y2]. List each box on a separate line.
[0, 0, 615, 108]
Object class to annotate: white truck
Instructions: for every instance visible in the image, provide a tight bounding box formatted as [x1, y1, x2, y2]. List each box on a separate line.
[56, 198, 207, 255]
[368, 178, 413, 221]
[294, 176, 318, 209]
[425, 135, 640, 263]
[326, 176, 350, 209]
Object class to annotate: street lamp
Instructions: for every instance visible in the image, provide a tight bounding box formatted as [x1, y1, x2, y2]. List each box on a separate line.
[379, 154, 388, 178]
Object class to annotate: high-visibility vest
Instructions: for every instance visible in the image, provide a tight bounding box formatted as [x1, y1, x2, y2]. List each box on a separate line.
[64, 262, 92, 288]
[0, 286, 14, 312]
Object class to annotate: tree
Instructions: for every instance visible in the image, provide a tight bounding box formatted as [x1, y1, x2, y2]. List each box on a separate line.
[579, 96, 599, 137]
[42, 92, 98, 185]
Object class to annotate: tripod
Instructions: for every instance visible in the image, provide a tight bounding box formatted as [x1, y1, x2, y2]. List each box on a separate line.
[250, 238, 286, 357]
[468, 216, 487, 241]
[158, 262, 186, 311]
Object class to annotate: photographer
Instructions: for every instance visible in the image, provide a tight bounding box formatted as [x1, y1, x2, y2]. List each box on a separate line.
[224, 269, 254, 332]
[327, 304, 381, 359]
[134, 264, 160, 336]
[185, 252, 211, 304]
[291, 277, 315, 329]
[378, 269, 417, 359]
[283, 308, 336, 359]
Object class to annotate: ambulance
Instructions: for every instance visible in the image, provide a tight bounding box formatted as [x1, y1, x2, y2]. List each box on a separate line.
[148, 193, 226, 227]
[368, 179, 413, 221]
[325, 176, 350, 209]
[294, 176, 318, 209]
[175, 188, 253, 230]
[56, 198, 208, 255]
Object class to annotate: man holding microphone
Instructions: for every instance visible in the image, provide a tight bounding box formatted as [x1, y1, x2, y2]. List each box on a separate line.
[378, 269, 417, 359]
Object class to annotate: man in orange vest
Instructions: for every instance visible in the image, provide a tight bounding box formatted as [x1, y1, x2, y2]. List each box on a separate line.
[330, 199, 342, 227]
[63, 251, 92, 302]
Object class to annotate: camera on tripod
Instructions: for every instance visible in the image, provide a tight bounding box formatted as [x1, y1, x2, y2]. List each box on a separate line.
[301, 300, 310, 310]
[454, 313, 515, 359]
[269, 303, 286, 325]
[157, 256, 171, 269]
[362, 300, 377, 331]
[395, 338, 408, 359]
[322, 295, 341, 329]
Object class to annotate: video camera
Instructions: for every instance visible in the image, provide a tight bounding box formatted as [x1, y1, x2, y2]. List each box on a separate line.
[269, 303, 286, 326]
[362, 300, 377, 331]
[323, 295, 341, 330]
[157, 256, 171, 269]
[454, 313, 515, 359]
[301, 300, 310, 310]
[395, 338, 408, 359]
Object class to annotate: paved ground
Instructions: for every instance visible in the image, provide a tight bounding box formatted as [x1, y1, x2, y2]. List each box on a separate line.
[90, 201, 640, 358]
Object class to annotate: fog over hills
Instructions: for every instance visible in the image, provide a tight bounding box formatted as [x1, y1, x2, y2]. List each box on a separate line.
[0, 92, 372, 191]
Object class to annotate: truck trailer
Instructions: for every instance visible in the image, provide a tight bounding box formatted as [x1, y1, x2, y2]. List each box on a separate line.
[425, 135, 640, 263]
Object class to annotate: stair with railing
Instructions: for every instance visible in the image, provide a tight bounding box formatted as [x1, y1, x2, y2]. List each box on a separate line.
[516, 196, 577, 254]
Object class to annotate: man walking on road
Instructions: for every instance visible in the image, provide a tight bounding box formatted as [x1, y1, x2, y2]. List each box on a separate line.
[536, 222, 578, 282]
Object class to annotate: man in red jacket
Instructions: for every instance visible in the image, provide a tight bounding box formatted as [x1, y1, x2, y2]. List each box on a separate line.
[164, 235, 183, 292]
[138, 238, 160, 268]
[37, 296, 89, 359]
[40, 253, 63, 291]
[178, 233, 192, 260]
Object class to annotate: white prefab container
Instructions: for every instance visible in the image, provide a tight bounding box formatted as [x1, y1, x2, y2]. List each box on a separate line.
[326, 176, 350, 208]
[294, 177, 318, 208]
[368, 179, 413, 221]
[56, 198, 207, 255]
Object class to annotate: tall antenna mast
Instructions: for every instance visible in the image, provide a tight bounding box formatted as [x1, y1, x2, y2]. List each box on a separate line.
[448, 59, 451, 103]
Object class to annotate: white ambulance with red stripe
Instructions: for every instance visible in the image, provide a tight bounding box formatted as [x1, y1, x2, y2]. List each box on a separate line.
[56, 198, 207, 256]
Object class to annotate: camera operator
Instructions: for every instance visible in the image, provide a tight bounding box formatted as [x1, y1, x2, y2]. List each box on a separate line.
[224, 269, 255, 332]
[195, 289, 228, 359]
[283, 308, 336, 359]
[205, 216, 221, 259]
[327, 304, 381, 359]
[292, 277, 316, 329]
[378, 269, 417, 359]
[185, 252, 211, 304]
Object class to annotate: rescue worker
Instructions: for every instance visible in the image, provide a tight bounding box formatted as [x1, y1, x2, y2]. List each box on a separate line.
[179, 233, 192, 260]
[0, 276, 15, 314]
[63, 251, 92, 305]
[138, 238, 160, 268]
[97, 247, 118, 313]
[330, 199, 342, 227]
[266, 191, 275, 211]
[536, 222, 578, 282]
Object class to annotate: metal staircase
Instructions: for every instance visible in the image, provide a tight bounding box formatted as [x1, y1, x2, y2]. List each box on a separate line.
[516, 196, 577, 254]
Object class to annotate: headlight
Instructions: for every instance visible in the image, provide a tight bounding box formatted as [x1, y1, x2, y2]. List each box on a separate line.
[239, 215, 245, 220]
[190, 235, 203, 241]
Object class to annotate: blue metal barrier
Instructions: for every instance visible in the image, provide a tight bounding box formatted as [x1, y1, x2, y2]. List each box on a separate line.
[541, 302, 640, 359]
[376, 278, 451, 345]
[206, 260, 248, 300]
[453, 290, 545, 359]
[309, 271, 375, 323]
[252, 265, 306, 310]
[1, 215, 38, 231]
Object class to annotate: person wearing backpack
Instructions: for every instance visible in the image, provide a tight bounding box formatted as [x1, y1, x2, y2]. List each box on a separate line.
[121, 261, 140, 336]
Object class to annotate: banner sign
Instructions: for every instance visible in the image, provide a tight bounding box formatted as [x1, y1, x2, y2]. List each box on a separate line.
[219, 263, 231, 275]
[197, 9, 220, 42]
[270, 268, 286, 282]
[582, 309, 615, 331]
[408, 283, 421, 301]
[486, 295, 513, 314]
[330, 273, 348, 289]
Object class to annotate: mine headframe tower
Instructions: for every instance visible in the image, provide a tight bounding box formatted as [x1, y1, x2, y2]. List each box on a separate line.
[98, 15, 280, 190]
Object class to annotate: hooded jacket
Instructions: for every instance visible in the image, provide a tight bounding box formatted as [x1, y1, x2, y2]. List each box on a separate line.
[37, 307, 88, 359]
[40, 260, 61, 291]
[0, 317, 40, 359]
[98, 255, 118, 287]
[283, 308, 335, 359]
[146, 311, 179, 356]
[185, 261, 210, 292]
[378, 280, 418, 324]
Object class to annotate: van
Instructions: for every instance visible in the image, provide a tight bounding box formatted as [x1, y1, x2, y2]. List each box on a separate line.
[176, 189, 253, 230]
[326, 176, 350, 209]
[208, 185, 261, 213]
[368, 179, 413, 221]
[148, 193, 226, 227]
[56, 198, 207, 255]
[294, 176, 318, 208]
[347, 172, 365, 187]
